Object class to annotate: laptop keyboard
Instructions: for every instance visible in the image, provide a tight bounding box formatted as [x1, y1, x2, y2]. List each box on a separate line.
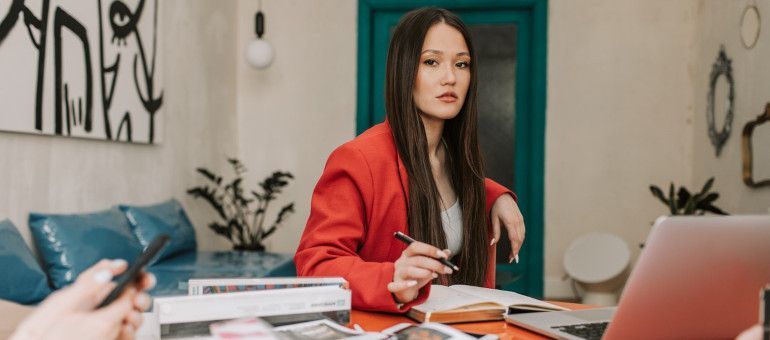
[551, 322, 609, 340]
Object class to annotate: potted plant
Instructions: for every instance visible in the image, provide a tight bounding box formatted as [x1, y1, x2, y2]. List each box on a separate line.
[649, 177, 728, 216]
[643, 177, 728, 248]
[187, 158, 295, 251]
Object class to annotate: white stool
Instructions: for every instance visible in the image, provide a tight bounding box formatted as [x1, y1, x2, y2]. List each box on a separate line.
[564, 232, 630, 306]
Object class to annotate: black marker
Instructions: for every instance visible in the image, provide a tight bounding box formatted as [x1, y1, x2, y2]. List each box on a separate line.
[394, 231, 459, 272]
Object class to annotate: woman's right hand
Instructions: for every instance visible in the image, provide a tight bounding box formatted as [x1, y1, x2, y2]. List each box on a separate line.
[10, 259, 155, 340]
[387, 241, 454, 304]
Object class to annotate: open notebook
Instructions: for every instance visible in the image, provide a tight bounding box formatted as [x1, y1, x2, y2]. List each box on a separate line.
[408, 285, 569, 324]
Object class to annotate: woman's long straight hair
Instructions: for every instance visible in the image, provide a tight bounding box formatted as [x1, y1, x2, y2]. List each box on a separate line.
[385, 7, 488, 286]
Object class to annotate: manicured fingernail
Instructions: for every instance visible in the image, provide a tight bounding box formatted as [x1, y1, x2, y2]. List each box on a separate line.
[406, 280, 418, 287]
[490, 238, 497, 246]
[436, 250, 447, 259]
[444, 249, 452, 256]
[432, 272, 438, 279]
[135, 294, 150, 309]
[146, 273, 157, 289]
[111, 259, 127, 268]
[94, 270, 113, 284]
[515, 254, 520, 264]
[444, 267, 453, 274]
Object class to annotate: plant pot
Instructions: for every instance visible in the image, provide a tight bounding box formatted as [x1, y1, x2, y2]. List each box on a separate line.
[233, 243, 266, 252]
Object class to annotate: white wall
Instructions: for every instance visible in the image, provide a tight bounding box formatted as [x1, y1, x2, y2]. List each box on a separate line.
[235, 0, 357, 252]
[545, 0, 699, 298]
[0, 0, 240, 252]
[692, 0, 770, 215]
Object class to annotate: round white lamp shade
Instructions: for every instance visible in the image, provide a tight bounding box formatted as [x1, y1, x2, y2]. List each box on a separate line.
[246, 39, 274, 69]
[564, 232, 630, 306]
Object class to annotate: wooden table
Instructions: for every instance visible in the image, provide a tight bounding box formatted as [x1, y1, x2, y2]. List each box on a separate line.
[349, 302, 591, 340]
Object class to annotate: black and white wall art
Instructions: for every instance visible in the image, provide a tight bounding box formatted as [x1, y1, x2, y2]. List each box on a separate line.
[0, 0, 163, 144]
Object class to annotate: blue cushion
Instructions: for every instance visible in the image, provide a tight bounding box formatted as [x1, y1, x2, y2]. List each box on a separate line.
[29, 208, 143, 289]
[119, 199, 197, 261]
[0, 219, 51, 304]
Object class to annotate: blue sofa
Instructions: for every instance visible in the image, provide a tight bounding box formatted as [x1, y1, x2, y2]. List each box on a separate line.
[0, 199, 295, 304]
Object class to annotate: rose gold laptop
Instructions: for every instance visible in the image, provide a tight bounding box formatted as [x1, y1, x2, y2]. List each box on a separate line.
[505, 215, 770, 339]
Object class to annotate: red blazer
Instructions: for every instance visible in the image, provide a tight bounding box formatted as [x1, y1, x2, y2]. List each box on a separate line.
[294, 122, 513, 313]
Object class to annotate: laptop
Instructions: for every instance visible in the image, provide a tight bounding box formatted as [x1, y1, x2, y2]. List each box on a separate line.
[505, 215, 770, 340]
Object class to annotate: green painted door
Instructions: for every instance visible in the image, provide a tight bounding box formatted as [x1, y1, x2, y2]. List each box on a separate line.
[357, 0, 547, 298]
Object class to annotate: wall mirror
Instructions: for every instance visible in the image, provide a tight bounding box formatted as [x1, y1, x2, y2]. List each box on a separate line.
[742, 103, 770, 188]
[707, 46, 734, 157]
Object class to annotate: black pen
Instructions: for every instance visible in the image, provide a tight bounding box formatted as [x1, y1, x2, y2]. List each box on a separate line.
[394, 231, 459, 272]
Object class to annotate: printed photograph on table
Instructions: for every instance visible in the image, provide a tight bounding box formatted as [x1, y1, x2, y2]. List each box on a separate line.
[383, 322, 498, 340]
[271, 319, 366, 340]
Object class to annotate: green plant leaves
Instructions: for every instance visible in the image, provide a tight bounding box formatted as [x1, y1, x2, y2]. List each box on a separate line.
[648, 177, 728, 216]
[228, 158, 247, 176]
[701, 203, 728, 215]
[188, 158, 295, 250]
[700, 177, 714, 195]
[668, 183, 676, 215]
[275, 203, 295, 225]
[187, 186, 226, 220]
[649, 185, 667, 205]
[196, 168, 222, 185]
[676, 187, 691, 208]
[208, 222, 230, 239]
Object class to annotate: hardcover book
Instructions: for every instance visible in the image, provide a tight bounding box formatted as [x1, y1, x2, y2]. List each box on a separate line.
[408, 285, 568, 324]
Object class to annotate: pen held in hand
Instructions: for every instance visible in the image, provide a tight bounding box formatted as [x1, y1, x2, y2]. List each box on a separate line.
[394, 231, 460, 272]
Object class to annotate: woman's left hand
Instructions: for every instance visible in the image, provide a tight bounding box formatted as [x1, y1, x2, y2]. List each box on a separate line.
[490, 194, 525, 263]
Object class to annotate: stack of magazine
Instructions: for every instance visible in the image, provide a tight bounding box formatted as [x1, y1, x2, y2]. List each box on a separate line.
[151, 277, 351, 339]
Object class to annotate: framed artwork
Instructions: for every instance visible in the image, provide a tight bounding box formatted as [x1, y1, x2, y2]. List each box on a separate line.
[0, 0, 163, 144]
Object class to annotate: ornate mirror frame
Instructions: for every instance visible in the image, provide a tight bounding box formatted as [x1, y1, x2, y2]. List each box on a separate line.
[742, 103, 770, 188]
[707, 46, 735, 157]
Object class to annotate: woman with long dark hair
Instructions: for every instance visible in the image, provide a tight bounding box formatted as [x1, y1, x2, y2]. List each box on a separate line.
[295, 7, 525, 312]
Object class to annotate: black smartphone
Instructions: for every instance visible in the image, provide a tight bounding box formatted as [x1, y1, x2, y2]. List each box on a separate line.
[96, 234, 170, 308]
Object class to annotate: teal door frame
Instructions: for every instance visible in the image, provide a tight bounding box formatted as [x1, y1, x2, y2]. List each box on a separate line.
[357, 0, 547, 298]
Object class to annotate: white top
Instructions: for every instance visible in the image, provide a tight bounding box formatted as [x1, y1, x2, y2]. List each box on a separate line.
[441, 199, 463, 255]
